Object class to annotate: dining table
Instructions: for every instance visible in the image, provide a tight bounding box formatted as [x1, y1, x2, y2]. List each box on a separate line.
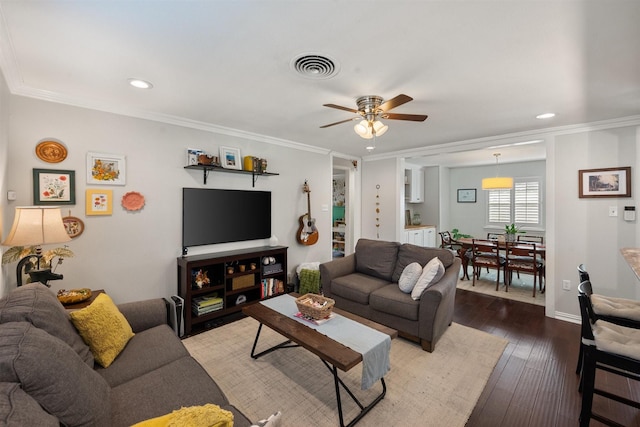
[620, 248, 640, 281]
[455, 237, 546, 282]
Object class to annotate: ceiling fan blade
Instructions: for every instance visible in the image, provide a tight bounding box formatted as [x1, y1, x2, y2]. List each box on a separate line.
[379, 94, 413, 112]
[319, 117, 359, 128]
[323, 103, 359, 114]
[383, 112, 428, 122]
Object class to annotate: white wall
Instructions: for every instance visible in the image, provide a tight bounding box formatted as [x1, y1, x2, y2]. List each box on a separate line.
[362, 158, 399, 241]
[2, 96, 334, 302]
[552, 127, 639, 318]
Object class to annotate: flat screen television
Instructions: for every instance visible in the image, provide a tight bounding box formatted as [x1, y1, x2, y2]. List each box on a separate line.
[182, 188, 271, 249]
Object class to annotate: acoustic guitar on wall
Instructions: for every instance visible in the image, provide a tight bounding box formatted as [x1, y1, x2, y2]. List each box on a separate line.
[297, 180, 318, 245]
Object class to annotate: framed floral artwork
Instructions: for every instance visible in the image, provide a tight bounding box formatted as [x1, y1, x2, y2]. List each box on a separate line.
[33, 168, 76, 205]
[87, 152, 126, 185]
[86, 189, 113, 215]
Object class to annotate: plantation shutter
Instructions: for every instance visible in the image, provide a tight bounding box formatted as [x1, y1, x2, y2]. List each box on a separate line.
[514, 180, 540, 224]
[488, 189, 511, 223]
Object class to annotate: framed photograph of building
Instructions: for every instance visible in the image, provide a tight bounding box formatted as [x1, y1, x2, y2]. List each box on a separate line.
[579, 166, 631, 198]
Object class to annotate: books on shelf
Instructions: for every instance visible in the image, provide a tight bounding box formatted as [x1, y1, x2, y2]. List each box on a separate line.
[192, 295, 223, 315]
[294, 311, 336, 326]
[260, 278, 284, 298]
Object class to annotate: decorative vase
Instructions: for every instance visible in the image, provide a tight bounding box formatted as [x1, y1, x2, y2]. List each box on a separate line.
[269, 234, 278, 246]
[412, 213, 421, 226]
[505, 233, 516, 242]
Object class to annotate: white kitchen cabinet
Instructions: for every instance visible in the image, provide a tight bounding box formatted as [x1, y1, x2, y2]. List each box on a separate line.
[402, 226, 436, 247]
[404, 168, 424, 203]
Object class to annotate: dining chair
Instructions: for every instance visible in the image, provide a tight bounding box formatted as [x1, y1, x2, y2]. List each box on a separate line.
[516, 235, 544, 244]
[439, 231, 461, 251]
[575, 264, 640, 377]
[486, 232, 503, 241]
[504, 242, 543, 296]
[471, 239, 505, 290]
[577, 280, 640, 426]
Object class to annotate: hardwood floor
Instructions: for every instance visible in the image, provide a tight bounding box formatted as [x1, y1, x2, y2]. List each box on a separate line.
[455, 288, 640, 427]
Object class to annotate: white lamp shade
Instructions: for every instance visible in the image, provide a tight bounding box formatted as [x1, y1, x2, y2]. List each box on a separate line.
[372, 120, 388, 136]
[354, 120, 370, 137]
[1, 206, 71, 246]
[482, 176, 514, 190]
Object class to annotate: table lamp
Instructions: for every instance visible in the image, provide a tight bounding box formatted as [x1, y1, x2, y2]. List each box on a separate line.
[1, 206, 71, 286]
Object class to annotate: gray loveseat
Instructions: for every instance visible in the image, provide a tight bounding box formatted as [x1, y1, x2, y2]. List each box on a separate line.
[0, 283, 251, 426]
[320, 239, 461, 352]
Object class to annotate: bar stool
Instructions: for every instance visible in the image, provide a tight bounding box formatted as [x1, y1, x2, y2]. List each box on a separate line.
[575, 264, 640, 377]
[577, 280, 640, 426]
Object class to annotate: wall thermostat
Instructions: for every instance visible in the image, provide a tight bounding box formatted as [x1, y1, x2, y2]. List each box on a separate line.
[624, 206, 636, 221]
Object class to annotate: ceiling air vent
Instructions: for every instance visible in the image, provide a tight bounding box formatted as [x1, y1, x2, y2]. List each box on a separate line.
[291, 54, 339, 79]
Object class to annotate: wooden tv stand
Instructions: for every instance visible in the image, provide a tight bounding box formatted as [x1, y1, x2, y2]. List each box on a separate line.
[177, 246, 287, 336]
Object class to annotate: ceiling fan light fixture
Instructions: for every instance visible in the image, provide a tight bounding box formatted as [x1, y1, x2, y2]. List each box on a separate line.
[354, 120, 370, 137]
[372, 120, 388, 137]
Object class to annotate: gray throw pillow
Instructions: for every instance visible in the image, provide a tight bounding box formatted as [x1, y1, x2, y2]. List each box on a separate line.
[398, 262, 423, 293]
[355, 239, 400, 281]
[0, 382, 58, 426]
[0, 283, 94, 367]
[0, 322, 111, 427]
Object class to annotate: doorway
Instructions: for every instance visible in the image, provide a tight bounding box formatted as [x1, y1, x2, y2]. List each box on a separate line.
[331, 156, 357, 259]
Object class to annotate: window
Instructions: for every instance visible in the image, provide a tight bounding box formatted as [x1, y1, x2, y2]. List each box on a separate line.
[487, 178, 542, 227]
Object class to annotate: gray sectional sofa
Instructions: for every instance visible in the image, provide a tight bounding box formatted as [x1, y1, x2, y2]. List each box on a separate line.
[0, 283, 251, 426]
[320, 238, 461, 352]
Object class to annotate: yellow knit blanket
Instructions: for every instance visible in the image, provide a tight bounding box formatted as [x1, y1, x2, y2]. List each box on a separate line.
[131, 404, 234, 427]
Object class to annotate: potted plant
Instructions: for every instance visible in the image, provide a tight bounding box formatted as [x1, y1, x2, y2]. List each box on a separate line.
[504, 224, 524, 242]
[451, 228, 472, 240]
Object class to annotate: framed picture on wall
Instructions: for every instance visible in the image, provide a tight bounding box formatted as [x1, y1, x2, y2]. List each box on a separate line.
[87, 152, 126, 185]
[578, 166, 631, 198]
[32, 168, 76, 205]
[86, 189, 113, 215]
[457, 188, 477, 203]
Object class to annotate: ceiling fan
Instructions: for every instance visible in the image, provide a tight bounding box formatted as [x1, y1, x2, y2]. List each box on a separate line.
[320, 94, 428, 140]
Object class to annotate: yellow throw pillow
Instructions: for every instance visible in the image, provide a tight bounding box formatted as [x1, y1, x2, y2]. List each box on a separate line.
[131, 404, 234, 427]
[69, 293, 134, 368]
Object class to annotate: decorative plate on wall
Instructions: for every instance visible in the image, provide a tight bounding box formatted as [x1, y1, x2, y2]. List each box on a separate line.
[122, 191, 145, 211]
[62, 215, 85, 238]
[35, 140, 68, 163]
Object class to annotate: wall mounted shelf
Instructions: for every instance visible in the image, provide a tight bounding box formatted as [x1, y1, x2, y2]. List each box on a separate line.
[184, 165, 279, 187]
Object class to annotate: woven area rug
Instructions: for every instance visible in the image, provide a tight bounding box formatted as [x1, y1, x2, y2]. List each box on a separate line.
[457, 268, 545, 307]
[183, 316, 507, 427]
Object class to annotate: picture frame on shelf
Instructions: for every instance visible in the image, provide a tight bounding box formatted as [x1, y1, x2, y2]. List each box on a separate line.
[86, 189, 113, 215]
[87, 152, 126, 185]
[457, 188, 477, 203]
[578, 166, 631, 198]
[219, 146, 242, 170]
[32, 168, 76, 205]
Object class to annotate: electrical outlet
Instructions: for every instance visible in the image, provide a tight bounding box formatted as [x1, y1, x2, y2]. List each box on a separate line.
[562, 280, 571, 291]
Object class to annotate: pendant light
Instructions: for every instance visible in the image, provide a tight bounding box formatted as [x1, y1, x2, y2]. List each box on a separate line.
[482, 153, 513, 190]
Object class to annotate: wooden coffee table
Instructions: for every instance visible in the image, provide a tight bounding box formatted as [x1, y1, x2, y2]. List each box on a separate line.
[243, 296, 397, 427]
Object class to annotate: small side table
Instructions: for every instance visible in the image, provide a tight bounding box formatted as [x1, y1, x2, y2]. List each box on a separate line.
[63, 289, 105, 311]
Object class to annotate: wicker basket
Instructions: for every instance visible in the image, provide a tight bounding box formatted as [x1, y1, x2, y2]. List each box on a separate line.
[295, 293, 335, 320]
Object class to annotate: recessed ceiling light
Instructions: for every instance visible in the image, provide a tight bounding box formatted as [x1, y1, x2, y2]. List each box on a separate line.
[536, 113, 555, 119]
[128, 78, 153, 89]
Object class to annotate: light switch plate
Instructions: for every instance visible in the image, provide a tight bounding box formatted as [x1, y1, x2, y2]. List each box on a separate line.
[609, 206, 618, 217]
